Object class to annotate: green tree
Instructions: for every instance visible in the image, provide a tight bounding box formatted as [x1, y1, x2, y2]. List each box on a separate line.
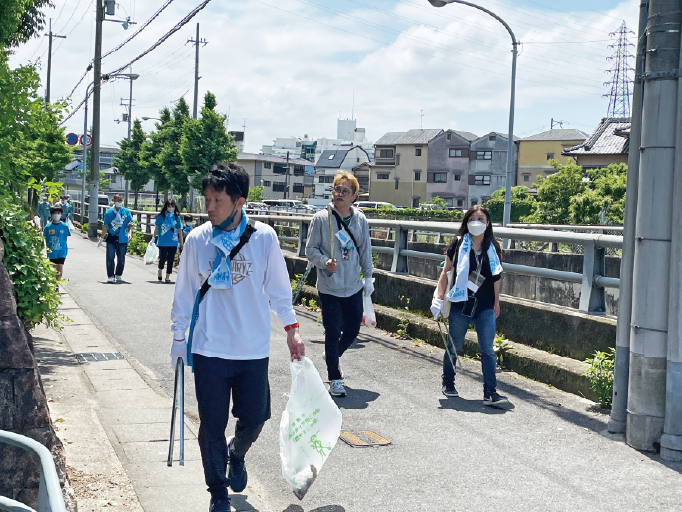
[525, 160, 585, 224]
[181, 91, 237, 193]
[140, 108, 172, 207]
[248, 186, 263, 202]
[160, 97, 191, 208]
[484, 186, 537, 223]
[423, 196, 446, 208]
[113, 119, 149, 209]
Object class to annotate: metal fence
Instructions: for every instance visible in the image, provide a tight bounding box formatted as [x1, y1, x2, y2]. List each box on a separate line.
[0, 430, 66, 512]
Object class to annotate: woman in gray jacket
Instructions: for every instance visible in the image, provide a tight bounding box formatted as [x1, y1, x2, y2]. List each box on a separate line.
[305, 171, 374, 397]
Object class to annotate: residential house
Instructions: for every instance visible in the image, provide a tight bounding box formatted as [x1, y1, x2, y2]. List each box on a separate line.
[237, 153, 314, 200]
[371, 129, 443, 207]
[518, 129, 588, 186]
[426, 130, 478, 208]
[313, 146, 370, 199]
[561, 117, 631, 169]
[468, 132, 519, 207]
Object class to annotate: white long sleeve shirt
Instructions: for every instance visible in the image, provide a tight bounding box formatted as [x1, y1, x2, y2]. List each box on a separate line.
[171, 220, 297, 360]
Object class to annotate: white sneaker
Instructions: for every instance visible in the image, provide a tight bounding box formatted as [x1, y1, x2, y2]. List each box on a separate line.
[108, 277, 116, 283]
[329, 379, 346, 397]
[115, 275, 122, 282]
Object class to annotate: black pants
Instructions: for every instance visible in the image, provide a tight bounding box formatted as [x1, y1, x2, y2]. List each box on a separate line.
[193, 355, 271, 497]
[319, 289, 364, 381]
[158, 246, 177, 274]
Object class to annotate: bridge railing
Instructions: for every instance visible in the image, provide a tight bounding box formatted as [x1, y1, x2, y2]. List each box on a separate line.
[0, 430, 66, 512]
[255, 214, 622, 315]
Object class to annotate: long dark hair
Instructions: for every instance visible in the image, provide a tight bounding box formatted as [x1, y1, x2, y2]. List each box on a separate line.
[159, 199, 179, 220]
[447, 205, 502, 259]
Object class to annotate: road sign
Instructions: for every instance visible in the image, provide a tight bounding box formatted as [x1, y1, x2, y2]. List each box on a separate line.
[66, 133, 79, 145]
[80, 134, 92, 147]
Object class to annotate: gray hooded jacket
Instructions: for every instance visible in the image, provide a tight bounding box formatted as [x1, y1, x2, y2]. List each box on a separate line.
[305, 204, 373, 297]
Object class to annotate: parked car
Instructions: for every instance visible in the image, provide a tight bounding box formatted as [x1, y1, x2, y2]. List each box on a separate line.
[354, 201, 396, 211]
[246, 202, 268, 214]
[84, 194, 111, 206]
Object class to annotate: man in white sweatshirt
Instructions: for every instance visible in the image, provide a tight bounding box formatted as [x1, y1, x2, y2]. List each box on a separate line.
[170, 163, 305, 512]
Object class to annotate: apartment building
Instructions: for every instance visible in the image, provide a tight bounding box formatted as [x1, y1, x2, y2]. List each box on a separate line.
[425, 129, 477, 208]
[518, 129, 588, 186]
[468, 132, 519, 207]
[237, 153, 314, 200]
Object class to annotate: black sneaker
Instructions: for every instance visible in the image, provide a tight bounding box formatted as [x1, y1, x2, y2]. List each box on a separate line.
[442, 382, 459, 397]
[483, 392, 509, 406]
[208, 494, 230, 512]
[227, 436, 247, 492]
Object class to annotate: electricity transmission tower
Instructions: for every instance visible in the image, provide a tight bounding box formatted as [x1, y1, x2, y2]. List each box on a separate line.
[603, 21, 635, 117]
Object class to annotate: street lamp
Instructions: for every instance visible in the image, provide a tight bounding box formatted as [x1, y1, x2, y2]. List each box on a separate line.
[141, 116, 162, 121]
[114, 73, 139, 207]
[427, 0, 518, 231]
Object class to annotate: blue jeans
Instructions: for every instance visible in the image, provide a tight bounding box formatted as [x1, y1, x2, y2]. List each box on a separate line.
[443, 306, 498, 397]
[319, 290, 364, 381]
[193, 355, 270, 497]
[106, 239, 127, 278]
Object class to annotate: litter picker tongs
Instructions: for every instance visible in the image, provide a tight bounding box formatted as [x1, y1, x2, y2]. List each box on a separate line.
[436, 316, 461, 372]
[167, 358, 185, 466]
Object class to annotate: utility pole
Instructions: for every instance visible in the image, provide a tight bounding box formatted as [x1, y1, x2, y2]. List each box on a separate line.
[88, 0, 104, 239]
[603, 21, 635, 118]
[45, 18, 66, 103]
[626, 0, 681, 453]
[187, 23, 207, 212]
[284, 151, 290, 199]
[119, 71, 136, 207]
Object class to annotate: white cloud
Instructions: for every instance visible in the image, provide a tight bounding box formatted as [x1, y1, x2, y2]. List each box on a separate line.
[8, 0, 639, 151]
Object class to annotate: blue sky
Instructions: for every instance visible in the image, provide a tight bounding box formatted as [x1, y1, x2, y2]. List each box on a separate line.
[9, 0, 639, 151]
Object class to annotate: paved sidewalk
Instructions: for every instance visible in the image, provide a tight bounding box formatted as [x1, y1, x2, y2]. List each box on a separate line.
[35, 290, 265, 512]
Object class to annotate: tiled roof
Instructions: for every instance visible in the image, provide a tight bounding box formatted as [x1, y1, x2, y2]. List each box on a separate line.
[452, 130, 479, 141]
[562, 118, 631, 156]
[375, 132, 405, 145]
[523, 129, 589, 141]
[316, 148, 352, 169]
[395, 129, 443, 144]
[238, 152, 310, 166]
[472, 132, 521, 143]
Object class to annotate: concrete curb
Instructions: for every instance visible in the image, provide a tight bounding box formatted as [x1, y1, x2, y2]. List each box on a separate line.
[297, 285, 599, 403]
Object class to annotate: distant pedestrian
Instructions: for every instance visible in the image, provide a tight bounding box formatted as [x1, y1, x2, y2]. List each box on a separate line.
[432, 205, 509, 406]
[182, 213, 194, 240]
[153, 200, 184, 283]
[305, 171, 373, 397]
[170, 162, 305, 512]
[65, 195, 75, 223]
[102, 194, 133, 283]
[43, 204, 70, 291]
[37, 196, 51, 228]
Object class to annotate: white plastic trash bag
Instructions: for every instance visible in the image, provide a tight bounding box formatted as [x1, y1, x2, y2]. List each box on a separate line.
[66, 218, 75, 231]
[279, 356, 342, 500]
[362, 291, 377, 328]
[143, 240, 158, 265]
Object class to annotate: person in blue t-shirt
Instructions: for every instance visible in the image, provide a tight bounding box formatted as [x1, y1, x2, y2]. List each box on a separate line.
[182, 213, 194, 240]
[153, 200, 184, 283]
[37, 196, 51, 228]
[43, 204, 71, 290]
[102, 194, 133, 283]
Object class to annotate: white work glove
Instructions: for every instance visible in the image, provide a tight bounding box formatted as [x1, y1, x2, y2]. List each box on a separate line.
[170, 338, 188, 369]
[363, 277, 375, 296]
[431, 298, 444, 320]
[127, 232, 132, 242]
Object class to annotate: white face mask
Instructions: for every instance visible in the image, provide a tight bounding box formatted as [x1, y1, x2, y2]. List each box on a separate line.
[115, 202, 123, 208]
[51, 213, 62, 222]
[185, 222, 192, 227]
[168, 208, 175, 214]
[467, 220, 487, 236]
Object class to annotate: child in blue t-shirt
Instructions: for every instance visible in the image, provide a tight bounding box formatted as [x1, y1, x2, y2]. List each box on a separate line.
[182, 214, 194, 239]
[153, 200, 184, 283]
[43, 204, 71, 290]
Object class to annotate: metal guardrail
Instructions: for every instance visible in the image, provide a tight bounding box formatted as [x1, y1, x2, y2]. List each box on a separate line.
[256, 214, 622, 315]
[0, 430, 66, 512]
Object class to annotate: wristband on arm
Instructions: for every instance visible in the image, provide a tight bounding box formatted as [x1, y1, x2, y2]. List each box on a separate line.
[284, 322, 299, 332]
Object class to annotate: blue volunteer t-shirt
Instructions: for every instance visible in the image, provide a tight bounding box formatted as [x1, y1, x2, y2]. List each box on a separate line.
[43, 221, 70, 260]
[103, 207, 133, 243]
[155, 212, 182, 247]
[182, 224, 193, 238]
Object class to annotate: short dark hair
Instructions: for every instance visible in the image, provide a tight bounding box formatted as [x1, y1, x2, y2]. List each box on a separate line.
[202, 162, 249, 202]
[184, 214, 193, 221]
[50, 205, 63, 213]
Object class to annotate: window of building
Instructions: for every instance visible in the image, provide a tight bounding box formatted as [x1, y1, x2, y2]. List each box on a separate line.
[447, 133, 452, 141]
[293, 166, 304, 176]
[412, 197, 420, 208]
[523, 175, 530, 182]
[110, 175, 117, 183]
[476, 151, 492, 160]
[324, 195, 330, 199]
[414, 171, 421, 181]
[377, 173, 390, 180]
[263, 161, 272, 169]
[378, 149, 394, 158]
[395, 178, 400, 190]
[457, 199, 463, 207]
[262, 181, 271, 187]
[546, 153, 555, 160]
[272, 182, 286, 192]
[328, 154, 335, 160]
[489, 135, 496, 141]
[474, 175, 491, 186]
[471, 200, 478, 206]
[449, 148, 462, 158]
[434, 172, 447, 183]
[318, 175, 334, 183]
[454, 174, 461, 181]
[445, 197, 453, 207]
[273, 163, 287, 174]
[415, 148, 422, 156]
[292, 183, 304, 193]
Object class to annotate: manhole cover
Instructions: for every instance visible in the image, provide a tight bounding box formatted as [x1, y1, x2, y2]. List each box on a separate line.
[75, 353, 124, 363]
[339, 430, 391, 448]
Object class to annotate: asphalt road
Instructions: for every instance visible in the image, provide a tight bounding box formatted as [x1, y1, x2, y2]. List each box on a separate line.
[62, 232, 682, 512]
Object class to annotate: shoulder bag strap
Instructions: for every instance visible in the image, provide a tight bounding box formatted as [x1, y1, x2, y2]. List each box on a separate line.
[330, 208, 359, 248]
